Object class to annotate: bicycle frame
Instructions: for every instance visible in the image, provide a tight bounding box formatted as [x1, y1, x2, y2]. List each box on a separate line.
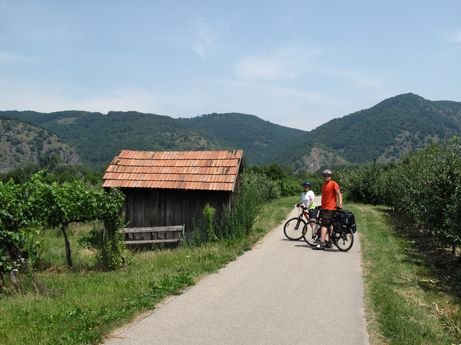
[299, 207, 309, 220]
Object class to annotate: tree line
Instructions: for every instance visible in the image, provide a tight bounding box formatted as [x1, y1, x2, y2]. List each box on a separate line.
[338, 136, 461, 253]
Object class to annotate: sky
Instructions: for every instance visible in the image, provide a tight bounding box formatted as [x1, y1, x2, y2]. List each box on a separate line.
[0, 1, 460, 131]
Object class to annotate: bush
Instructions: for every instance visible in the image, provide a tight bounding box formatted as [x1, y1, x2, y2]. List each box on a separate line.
[217, 170, 267, 240]
[202, 203, 218, 243]
[246, 164, 301, 198]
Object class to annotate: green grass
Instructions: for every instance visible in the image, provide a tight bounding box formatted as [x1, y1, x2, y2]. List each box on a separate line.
[5, 198, 460, 345]
[350, 203, 461, 345]
[37, 222, 100, 271]
[0, 196, 296, 345]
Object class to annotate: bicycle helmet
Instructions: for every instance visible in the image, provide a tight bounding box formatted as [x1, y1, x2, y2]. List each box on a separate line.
[322, 169, 332, 176]
[303, 181, 312, 187]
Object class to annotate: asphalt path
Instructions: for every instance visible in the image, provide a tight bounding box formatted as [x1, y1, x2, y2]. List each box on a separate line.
[104, 198, 369, 345]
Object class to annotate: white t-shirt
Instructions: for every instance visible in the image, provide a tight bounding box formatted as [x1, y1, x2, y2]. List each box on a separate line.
[300, 190, 316, 209]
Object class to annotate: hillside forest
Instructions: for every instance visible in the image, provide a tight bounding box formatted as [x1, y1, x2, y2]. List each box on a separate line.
[1, 93, 461, 173]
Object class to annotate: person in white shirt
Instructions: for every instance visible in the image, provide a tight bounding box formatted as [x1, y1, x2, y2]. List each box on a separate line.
[296, 181, 317, 231]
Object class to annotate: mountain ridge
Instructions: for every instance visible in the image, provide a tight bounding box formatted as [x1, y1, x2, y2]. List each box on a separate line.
[2, 93, 461, 172]
[280, 93, 461, 171]
[0, 110, 305, 169]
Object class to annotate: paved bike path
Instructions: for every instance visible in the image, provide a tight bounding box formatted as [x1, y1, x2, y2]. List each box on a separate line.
[104, 200, 369, 345]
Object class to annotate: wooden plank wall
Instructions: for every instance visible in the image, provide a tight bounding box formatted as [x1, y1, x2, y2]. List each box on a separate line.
[123, 188, 232, 241]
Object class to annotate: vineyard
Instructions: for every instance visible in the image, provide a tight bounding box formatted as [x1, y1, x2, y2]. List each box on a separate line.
[339, 136, 461, 255]
[0, 172, 125, 288]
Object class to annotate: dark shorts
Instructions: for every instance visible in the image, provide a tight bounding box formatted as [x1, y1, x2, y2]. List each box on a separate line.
[320, 209, 336, 227]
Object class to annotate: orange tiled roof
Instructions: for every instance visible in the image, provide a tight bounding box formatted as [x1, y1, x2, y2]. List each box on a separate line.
[103, 149, 243, 192]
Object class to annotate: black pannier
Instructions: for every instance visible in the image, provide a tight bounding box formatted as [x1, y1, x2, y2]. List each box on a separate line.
[335, 209, 357, 233]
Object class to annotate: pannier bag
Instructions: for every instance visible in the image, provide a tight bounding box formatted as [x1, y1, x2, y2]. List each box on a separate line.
[335, 209, 357, 233]
[309, 207, 320, 220]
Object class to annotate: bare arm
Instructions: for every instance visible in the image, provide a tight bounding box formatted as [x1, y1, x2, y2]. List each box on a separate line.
[336, 189, 343, 209]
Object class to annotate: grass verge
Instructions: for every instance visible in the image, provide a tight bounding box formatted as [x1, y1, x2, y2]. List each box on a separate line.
[349, 203, 461, 345]
[0, 196, 297, 345]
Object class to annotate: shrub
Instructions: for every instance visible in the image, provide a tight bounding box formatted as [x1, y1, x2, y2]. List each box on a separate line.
[219, 171, 264, 239]
[202, 203, 218, 243]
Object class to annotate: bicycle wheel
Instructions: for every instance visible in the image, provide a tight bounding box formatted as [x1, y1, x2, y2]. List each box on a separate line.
[303, 222, 320, 246]
[283, 217, 307, 240]
[332, 227, 354, 252]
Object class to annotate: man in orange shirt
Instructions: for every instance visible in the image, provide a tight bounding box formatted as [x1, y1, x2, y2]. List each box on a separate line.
[313, 169, 343, 250]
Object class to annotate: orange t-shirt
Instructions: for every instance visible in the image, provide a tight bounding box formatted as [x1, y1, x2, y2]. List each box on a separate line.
[321, 180, 339, 210]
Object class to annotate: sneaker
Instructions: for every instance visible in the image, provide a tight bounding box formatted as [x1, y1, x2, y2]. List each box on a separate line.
[312, 243, 325, 250]
[325, 241, 332, 249]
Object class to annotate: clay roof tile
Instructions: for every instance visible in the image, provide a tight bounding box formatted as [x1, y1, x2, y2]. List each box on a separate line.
[103, 149, 243, 192]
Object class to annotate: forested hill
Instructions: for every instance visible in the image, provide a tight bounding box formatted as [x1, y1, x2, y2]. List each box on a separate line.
[0, 117, 80, 172]
[0, 110, 305, 169]
[280, 93, 461, 171]
[178, 113, 305, 165]
[2, 93, 461, 172]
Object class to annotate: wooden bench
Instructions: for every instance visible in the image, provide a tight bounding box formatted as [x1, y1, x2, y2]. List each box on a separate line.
[122, 225, 185, 245]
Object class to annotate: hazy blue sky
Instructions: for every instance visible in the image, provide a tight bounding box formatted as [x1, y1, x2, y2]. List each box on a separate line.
[1, 1, 460, 130]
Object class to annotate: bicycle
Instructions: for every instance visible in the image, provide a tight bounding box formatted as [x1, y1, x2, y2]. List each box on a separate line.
[283, 205, 319, 241]
[302, 208, 354, 251]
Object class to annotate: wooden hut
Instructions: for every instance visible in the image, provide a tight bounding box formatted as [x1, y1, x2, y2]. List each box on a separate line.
[102, 149, 243, 241]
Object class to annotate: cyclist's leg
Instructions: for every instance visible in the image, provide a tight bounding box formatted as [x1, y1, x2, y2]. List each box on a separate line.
[315, 209, 333, 248]
[327, 210, 338, 247]
[303, 219, 319, 246]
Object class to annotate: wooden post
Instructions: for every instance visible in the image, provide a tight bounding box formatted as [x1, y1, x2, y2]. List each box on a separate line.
[61, 223, 73, 268]
[101, 218, 118, 270]
[9, 269, 18, 288]
[101, 219, 109, 269]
